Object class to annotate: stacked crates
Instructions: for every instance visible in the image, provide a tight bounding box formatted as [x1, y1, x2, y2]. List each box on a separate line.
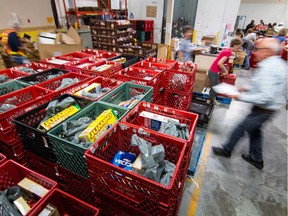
[155, 62, 197, 111]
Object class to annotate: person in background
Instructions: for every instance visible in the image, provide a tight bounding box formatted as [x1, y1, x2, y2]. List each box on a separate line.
[113, 11, 122, 20]
[273, 28, 286, 43]
[255, 20, 265, 31]
[244, 29, 257, 42]
[235, 29, 244, 38]
[241, 37, 254, 70]
[212, 38, 286, 170]
[244, 20, 255, 34]
[177, 25, 194, 63]
[272, 23, 277, 31]
[1, 22, 31, 65]
[275, 22, 284, 33]
[208, 38, 243, 105]
[268, 23, 272, 29]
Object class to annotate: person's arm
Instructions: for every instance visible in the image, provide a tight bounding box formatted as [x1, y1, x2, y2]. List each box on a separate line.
[178, 50, 184, 62]
[217, 56, 229, 75]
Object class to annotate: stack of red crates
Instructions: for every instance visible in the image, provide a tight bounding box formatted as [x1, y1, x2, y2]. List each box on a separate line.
[133, 20, 154, 43]
[155, 62, 197, 111]
[120, 101, 199, 215]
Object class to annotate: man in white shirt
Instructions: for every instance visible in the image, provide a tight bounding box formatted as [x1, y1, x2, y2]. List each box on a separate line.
[212, 38, 287, 170]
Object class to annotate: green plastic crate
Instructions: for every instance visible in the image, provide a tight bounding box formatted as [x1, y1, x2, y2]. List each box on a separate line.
[0, 80, 29, 96]
[98, 82, 153, 110]
[47, 101, 129, 178]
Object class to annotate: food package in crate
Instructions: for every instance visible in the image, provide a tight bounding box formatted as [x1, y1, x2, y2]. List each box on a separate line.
[78, 109, 118, 143]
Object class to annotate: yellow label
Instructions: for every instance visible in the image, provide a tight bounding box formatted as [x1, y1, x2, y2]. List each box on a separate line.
[78, 109, 118, 143]
[40, 105, 80, 131]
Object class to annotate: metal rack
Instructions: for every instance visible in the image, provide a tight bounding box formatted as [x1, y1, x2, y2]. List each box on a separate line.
[62, 0, 128, 28]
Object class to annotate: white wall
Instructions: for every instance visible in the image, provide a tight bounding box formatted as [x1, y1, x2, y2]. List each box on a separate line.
[0, 0, 54, 29]
[238, 2, 287, 27]
[127, 0, 164, 44]
[194, 0, 241, 45]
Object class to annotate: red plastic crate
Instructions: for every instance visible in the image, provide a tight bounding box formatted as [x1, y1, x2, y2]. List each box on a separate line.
[69, 76, 123, 101]
[80, 49, 119, 58]
[0, 139, 23, 156]
[0, 127, 19, 144]
[0, 153, 6, 164]
[121, 101, 198, 155]
[64, 57, 107, 72]
[115, 67, 164, 99]
[169, 62, 197, 73]
[40, 57, 79, 69]
[57, 166, 95, 205]
[144, 57, 177, 67]
[131, 61, 170, 71]
[165, 68, 196, 92]
[0, 86, 54, 131]
[73, 61, 122, 78]
[26, 151, 58, 181]
[0, 69, 29, 81]
[11, 62, 54, 75]
[56, 51, 95, 61]
[162, 88, 193, 111]
[0, 160, 57, 215]
[0, 142, 26, 165]
[220, 74, 237, 85]
[28, 189, 100, 216]
[85, 123, 186, 216]
[36, 72, 90, 95]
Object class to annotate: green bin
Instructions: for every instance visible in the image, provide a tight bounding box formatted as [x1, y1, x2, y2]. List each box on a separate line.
[48, 101, 129, 178]
[0, 80, 29, 96]
[98, 82, 153, 110]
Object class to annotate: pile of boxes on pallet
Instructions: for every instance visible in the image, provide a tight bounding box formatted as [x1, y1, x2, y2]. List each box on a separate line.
[0, 48, 199, 215]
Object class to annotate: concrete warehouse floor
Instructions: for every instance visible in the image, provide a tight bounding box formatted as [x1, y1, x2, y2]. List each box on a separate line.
[179, 68, 288, 216]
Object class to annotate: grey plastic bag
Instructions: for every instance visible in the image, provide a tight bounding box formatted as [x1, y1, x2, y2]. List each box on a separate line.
[0, 104, 17, 113]
[55, 78, 79, 91]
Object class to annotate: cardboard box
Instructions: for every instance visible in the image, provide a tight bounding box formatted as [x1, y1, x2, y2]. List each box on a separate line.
[194, 54, 217, 71]
[38, 27, 83, 59]
[194, 71, 207, 92]
[197, 69, 210, 87]
[157, 44, 168, 59]
[234, 51, 246, 66]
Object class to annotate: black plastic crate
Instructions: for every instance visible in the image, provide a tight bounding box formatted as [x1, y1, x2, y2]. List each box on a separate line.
[108, 54, 140, 69]
[14, 94, 93, 162]
[145, 31, 151, 41]
[18, 68, 69, 85]
[136, 21, 145, 31]
[190, 100, 214, 126]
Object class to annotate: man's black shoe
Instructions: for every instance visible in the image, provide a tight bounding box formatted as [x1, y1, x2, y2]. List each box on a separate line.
[212, 146, 231, 158]
[242, 154, 264, 170]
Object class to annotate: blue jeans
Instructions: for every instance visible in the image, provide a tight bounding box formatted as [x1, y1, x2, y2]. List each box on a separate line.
[11, 55, 30, 65]
[244, 50, 251, 68]
[223, 106, 273, 161]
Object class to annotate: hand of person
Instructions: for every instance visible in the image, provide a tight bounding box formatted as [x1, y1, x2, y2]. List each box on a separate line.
[238, 87, 247, 92]
[224, 94, 239, 99]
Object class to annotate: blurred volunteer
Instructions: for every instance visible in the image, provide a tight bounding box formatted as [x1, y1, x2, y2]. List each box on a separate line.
[1, 22, 31, 65]
[208, 38, 243, 105]
[212, 38, 287, 169]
